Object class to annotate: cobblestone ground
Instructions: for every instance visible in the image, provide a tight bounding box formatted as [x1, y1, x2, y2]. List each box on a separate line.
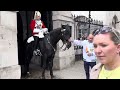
[21, 60, 99, 79]
[21, 60, 86, 79]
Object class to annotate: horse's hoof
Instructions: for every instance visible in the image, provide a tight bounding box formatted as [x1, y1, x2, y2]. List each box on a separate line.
[51, 75, 56, 79]
[26, 72, 31, 77]
[41, 76, 45, 79]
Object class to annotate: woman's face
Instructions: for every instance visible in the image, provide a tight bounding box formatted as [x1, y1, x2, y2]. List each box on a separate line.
[93, 33, 119, 64]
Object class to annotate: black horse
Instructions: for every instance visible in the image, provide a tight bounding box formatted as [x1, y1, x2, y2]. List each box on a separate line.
[24, 24, 72, 79]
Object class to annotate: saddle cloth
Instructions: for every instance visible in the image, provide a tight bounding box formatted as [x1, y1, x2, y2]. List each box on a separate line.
[27, 36, 34, 43]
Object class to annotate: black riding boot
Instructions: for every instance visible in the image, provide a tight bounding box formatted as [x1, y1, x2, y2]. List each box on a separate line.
[33, 36, 41, 56]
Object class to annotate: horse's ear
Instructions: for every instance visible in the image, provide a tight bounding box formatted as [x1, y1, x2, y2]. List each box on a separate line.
[67, 24, 69, 26]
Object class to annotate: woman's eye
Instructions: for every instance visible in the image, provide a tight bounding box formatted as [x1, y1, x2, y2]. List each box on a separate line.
[101, 44, 107, 47]
[94, 44, 97, 48]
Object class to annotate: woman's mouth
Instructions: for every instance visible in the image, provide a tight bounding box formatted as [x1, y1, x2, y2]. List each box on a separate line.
[97, 56, 105, 60]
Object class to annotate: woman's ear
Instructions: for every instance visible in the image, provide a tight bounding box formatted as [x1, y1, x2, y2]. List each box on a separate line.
[116, 44, 120, 54]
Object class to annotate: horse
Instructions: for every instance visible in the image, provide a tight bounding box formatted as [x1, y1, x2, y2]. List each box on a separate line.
[24, 24, 72, 79]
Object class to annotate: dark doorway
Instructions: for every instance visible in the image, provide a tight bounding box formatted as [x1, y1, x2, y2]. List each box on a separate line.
[17, 11, 53, 72]
[40, 11, 53, 32]
[17, 12, 24, 65]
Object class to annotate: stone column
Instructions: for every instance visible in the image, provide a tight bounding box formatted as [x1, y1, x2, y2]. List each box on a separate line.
[52, 11, 75, 70]
[0, 11, 21, 79]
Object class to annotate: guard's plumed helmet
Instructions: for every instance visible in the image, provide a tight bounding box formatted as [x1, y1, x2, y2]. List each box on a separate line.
[34, 11, 41, 19]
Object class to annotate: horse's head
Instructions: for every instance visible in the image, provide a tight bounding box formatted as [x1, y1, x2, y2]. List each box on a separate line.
[60, 24, 72, 50]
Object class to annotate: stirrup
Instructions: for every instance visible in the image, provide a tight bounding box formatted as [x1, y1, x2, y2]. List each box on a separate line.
[33, 50, 38, 56]
[37, 50, 42, 56]
[34, 49, 42, 56]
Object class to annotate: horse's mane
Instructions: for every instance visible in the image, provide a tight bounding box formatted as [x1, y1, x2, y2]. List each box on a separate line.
[49, 27, 61, 35]
[44, 27, 62, 47]
[48, 28, 62, 40]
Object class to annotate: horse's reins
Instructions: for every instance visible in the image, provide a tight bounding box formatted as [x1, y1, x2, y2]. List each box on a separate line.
[46, 34, 56, 52]
[46, 28, 67, 52]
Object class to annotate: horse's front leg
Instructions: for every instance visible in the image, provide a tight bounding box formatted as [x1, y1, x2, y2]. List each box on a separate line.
[49, 61, 54, 79]
[41, 54, 47, 79]
[49, 55, 55, 79]
[42, 66, 46, 79]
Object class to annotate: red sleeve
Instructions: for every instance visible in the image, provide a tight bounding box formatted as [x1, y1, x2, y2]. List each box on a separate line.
[30, 20, 35, 31]
[42, 21, 46, 28]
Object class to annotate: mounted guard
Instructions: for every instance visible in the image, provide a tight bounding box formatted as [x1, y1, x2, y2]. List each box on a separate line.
[27, 11, 49, 55]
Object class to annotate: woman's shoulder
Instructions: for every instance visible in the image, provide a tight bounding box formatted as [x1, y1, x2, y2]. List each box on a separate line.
[90, 63, 103, 79]
[92, 63, 103, 71]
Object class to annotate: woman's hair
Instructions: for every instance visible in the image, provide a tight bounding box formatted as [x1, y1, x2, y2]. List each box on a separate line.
[93, 26, 120, 45]
[110, 29, 120, 45]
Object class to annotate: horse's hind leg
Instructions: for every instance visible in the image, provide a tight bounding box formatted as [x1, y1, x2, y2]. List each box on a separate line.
[24, 43, 33, 77]
[24, 53, 32, 77]
[24, 63, 31, 76]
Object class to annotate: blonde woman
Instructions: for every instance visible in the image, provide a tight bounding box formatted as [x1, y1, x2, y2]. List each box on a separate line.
[90, 26, 120, 79]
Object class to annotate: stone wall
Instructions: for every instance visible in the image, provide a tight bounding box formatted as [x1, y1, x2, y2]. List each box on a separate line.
[0, 11, 21, 79]
[52, 11, 75, 70]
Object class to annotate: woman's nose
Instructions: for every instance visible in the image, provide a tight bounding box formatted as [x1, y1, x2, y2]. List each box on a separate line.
[94, 46, 102, 55]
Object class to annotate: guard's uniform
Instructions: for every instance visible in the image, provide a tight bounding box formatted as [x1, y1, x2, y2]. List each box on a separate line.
[30, 19, 47, 37]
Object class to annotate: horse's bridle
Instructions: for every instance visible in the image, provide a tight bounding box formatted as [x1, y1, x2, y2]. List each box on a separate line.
[60, 28, 69, 51]
[46, 28, 70, 52]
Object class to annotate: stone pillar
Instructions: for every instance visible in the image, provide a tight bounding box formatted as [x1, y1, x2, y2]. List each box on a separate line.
[105, 11, 120, 30]
[52, 11, 75, 70]
[0, 11, 21, 79]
